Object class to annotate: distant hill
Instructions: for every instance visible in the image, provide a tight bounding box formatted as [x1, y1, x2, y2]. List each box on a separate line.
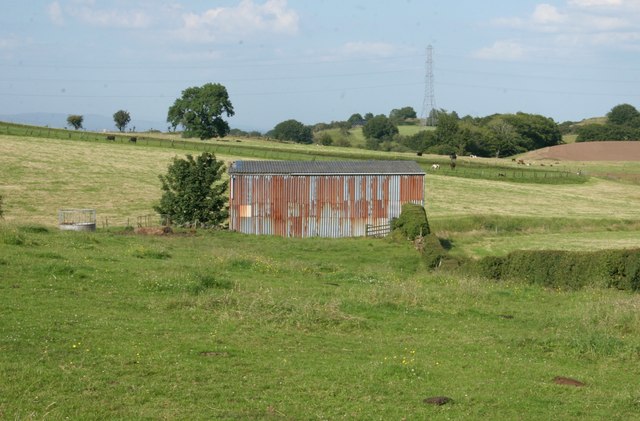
[573, 116, 607, 126]
[0, 113, 166, 132]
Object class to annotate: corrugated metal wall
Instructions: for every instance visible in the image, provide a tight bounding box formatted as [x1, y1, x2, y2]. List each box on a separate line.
[229, 173, 424, 238]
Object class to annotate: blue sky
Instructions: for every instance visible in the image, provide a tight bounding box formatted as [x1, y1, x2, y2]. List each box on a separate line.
[1, 0, 640, 131]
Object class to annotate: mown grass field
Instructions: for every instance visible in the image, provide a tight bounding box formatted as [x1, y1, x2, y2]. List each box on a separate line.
[2, 226, 640, 419]
[1, 129, 640, 419]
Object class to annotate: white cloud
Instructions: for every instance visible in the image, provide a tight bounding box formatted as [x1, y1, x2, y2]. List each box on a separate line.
[568, 0, 624, 8]
[340, 42, 399, 57]
[70, 8, 151, 29]
[48, 1, 65, 26]
[52, 0, 152, 29]
[532, 4, 566, 25]
[0, 36, 19, 50]
[177, 0, 299, 43]
[0, 35, 31, 60]
[473, 41, 527, 61]
[476, 0, 640, 60]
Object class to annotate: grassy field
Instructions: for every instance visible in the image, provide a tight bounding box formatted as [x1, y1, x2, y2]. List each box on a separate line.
[2, 129, 640, 418]
[2, 226, 640, 419]
[1, 134, 639, 255]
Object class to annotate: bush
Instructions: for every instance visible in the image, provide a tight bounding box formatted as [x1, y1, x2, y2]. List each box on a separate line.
[154, 152, 228, 227]
[602, 249, 640, 290]
[419, 234, 447, 268]
[472, 248, 640, 291]
[391, 203, 431, 240]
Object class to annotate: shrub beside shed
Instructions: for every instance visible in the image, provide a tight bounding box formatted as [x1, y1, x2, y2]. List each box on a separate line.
[228, 160, 425, 238]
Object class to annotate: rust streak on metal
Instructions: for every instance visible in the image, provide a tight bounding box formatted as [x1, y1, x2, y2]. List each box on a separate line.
[229, 161, 425, 238]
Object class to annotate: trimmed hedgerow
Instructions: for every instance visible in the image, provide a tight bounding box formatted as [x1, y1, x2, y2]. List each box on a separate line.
[472, 248, 640, 291]
[391, 203, 431, 240]
[421, 234, 447, 269]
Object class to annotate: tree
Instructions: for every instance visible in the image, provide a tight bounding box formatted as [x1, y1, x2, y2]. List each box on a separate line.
[576, 124, 640, 142]
[607, 104, 640, 126]
[113, 110, 131, 132]
[347, 113, 365, 127]
[316, 132, 333, 146]
[401, 129, 437, 153]
[154, 152, 228, 227]
[362, 115, 398, 150]
[271, 119, 313, 144]
[389, 106, 417, 123]
[67, 115, 83, 130]
[167, 83, 235, 140]
[486, 118, 521, 157]
[502, 113, 562, 150]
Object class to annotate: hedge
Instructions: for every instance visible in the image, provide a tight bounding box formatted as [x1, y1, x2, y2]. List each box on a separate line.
[472, 248, 640, 291]
[391, 203, 431, 240]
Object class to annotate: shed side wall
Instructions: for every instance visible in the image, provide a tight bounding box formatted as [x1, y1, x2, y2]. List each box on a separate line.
[229, 174, 424, 238]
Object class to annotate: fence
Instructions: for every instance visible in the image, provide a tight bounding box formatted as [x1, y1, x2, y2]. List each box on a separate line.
[366, 223, 391, 238]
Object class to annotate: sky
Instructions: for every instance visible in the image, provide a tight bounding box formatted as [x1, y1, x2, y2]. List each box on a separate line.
[1, 0, 640, 132]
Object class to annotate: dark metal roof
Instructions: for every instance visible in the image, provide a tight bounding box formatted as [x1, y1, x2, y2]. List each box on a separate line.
[229, 160, 425, 175]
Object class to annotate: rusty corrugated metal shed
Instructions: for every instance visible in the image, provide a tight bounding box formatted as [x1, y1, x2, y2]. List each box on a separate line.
[229, 160, 425, 238]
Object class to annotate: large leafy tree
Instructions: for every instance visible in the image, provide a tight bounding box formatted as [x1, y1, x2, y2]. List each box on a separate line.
[389, 106, 417, 123]
[167, 83, 235, 140]
[486, 118, 522, 157]
[113, 110, 131, 132]
[270, 119, 313, 144]
[154, 152, 228, 226]
[66, 115, 83, 130]
[347, 113, 365, 127]
[502, 113, 562, 150]
[607, 103, 640, 126]
[362, 115, 398, 149]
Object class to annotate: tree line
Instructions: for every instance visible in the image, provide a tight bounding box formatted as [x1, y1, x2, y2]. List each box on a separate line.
[63, 80, 639, 158]
[572, 104, 640, 142]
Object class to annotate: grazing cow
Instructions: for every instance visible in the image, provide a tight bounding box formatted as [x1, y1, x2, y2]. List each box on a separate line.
[416, 151, 423, 156]
[517, 159, 525, 165]
[106, 135, 115, 141]
[469, 154, 477, 158]
[129, 136, 137, 143]
[431, 164, 440, 170]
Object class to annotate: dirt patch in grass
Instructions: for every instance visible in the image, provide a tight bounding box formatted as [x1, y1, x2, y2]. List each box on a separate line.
[524, 141, 640, 161]
[134, 226, 173, 235]
[553, 376, 586, 387]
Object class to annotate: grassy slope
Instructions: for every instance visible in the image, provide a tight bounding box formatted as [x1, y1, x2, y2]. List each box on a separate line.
[2, 130, 640, 418]
[1, 134, 639, 255]
[2, 227, 640, 420]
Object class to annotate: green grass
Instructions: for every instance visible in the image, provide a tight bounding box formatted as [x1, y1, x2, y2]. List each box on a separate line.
[2, 133, 639, 256]
[2, 225, 640, 419]
[2, 123, 640, 418]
